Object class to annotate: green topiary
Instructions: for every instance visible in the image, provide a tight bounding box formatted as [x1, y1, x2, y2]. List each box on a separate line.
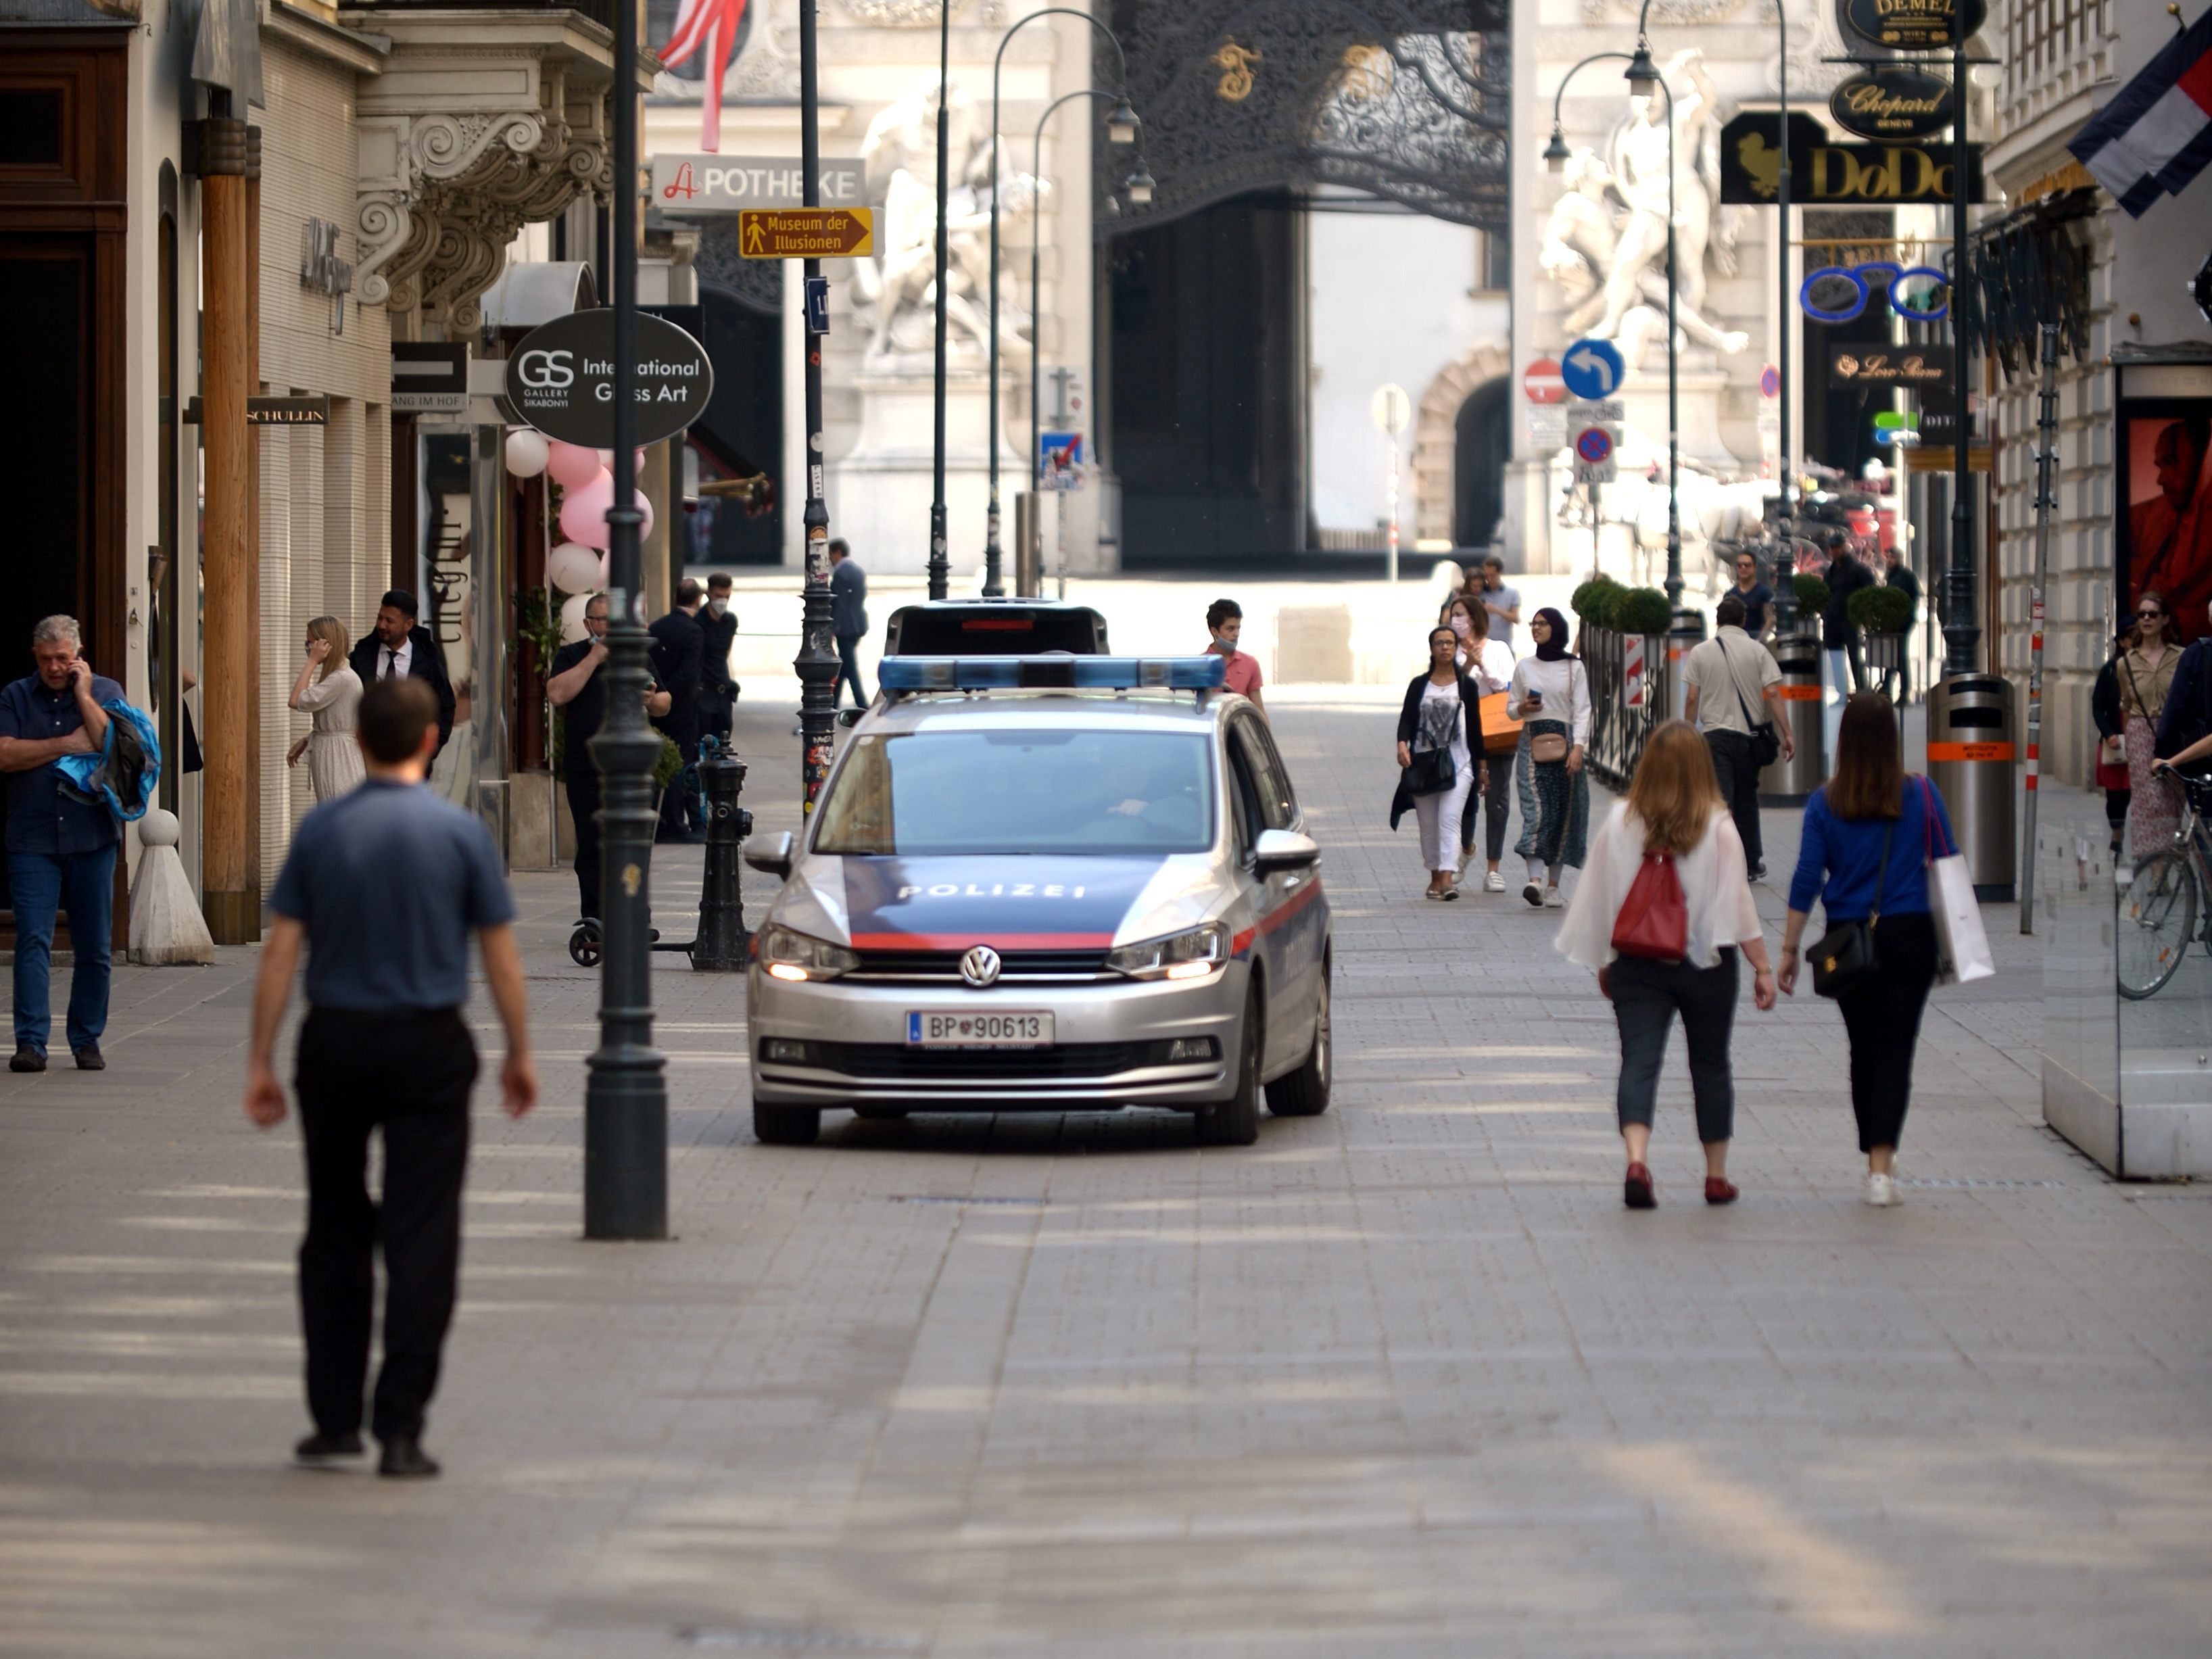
[1616, 587, 1675, 636]
[1571, 574, 1626, 629]
[1848, 582, 1915, 634]
[1793, 573, 1831, 618]
[653, 735, 685, 794]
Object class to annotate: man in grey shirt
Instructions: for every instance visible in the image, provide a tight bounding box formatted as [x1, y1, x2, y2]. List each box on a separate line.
[1476, 553, 1520, 653]
[1683, 594, 1794, 880]
[245, 676, 536, 1479]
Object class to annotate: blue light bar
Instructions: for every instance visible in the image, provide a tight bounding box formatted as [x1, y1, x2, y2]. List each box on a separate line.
[878, 655, 1228, 692]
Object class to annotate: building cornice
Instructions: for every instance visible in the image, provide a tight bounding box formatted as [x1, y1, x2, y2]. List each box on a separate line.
[264, 1, 389, 75]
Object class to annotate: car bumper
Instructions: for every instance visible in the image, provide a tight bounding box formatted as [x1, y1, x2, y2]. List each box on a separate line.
[746, 961, 1246, 1109]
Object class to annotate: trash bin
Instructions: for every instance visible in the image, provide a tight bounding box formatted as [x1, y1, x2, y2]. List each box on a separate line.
[1926, 672, 2017, 901]
[1667, 607, 1707, 723]
[1760, 623, 1826, 804]
[1014, 494, 1042, 598]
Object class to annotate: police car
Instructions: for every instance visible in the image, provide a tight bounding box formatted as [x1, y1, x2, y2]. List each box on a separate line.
[743, 655, 1330, 1146]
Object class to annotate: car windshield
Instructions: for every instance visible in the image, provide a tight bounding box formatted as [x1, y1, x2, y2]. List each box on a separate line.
[813, 727, 1215, 856]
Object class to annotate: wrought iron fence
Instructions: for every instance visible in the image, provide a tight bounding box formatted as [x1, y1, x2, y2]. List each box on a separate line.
[1579, 625, 1673, 792]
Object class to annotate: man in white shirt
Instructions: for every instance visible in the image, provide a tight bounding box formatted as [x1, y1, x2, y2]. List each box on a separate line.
[346, 590, 456, 755]
[1682, 594, 1793, 880]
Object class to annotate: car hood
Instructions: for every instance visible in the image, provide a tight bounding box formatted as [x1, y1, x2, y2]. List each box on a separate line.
[774, 854, 1224, 950]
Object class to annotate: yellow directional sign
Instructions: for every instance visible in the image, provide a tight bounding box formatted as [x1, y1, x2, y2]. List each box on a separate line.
[738, 208, 875, 260]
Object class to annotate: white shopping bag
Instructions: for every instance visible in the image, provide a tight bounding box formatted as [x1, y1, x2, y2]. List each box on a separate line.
[1928, 850, 1996, 985]
[1919, 776, 1995, 985]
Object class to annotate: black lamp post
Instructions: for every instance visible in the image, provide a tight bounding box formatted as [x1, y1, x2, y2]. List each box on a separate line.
[927, 0, 952, 600]
[794, 1, 839, 813]
[986, 8, 1134, 598]
[583, 0, 666, 1240]
[1942, 0, 1977, 677]
[1545, 49, 1679, 610]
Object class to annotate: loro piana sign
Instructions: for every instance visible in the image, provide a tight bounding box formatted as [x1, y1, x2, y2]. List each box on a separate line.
[503, 310, 714, 448]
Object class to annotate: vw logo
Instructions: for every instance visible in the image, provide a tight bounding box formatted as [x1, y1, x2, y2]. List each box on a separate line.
[959, 945, 1002, 988]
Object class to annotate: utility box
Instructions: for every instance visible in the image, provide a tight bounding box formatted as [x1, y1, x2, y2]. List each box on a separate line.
[1760, 623, 1827, 804]
[1927, 673, 2018, 900]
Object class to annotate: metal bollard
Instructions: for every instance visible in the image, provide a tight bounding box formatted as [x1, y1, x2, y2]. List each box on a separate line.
[1759, 623, 1827, 804]
[690, 734, 754, 971]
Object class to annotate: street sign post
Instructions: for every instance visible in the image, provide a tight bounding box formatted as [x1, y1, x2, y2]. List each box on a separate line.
[504, 309, 714, 448]
[1522, 357, 1566, 405]
[804, 274, 829, 335]
[737, 208, 875, 260]
[1372, 383, 1412, 585]
[1572, 424, 1618, 485]
[1566, 398, 1624, 425]
[1039, 431, 1084, 492]
[653, 154, 865, 214]
[1760, 362, 1782, 400]
[1560, 339, 1626, 401]
[391, 341, 468, 412]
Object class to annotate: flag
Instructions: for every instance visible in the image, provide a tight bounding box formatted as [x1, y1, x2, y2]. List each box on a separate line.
[660, 0, 748, 153]
[2069, 7, 2212, 216]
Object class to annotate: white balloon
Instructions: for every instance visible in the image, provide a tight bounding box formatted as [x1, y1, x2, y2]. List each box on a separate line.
[547, 541, 603, 596]
[597, 552, 611, 588]
[558, 592, 596, 645]
[504, 429, 550, 478]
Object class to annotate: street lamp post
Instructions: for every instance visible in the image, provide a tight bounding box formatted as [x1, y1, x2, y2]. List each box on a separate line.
[1544, 49, 1679, 609]
[1943, 0, 1977, 677]
[1768, 3, 1798, 633]
[1028, 89, 1151, 556]
[583, 0, 667, 1239]
[795, 1, 839, 810]
[928, 0, 951, 600]
[986, 9, 1134, 599]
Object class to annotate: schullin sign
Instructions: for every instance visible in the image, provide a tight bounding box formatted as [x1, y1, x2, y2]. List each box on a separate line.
[502, 310, 715, 450]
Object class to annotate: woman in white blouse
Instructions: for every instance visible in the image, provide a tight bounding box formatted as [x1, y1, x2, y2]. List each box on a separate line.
[1505, 606, 1593, 909]
[1557, 721, 1778, 1209]
[285, 615, 366, 804]
[1443, 595, 1516, 890]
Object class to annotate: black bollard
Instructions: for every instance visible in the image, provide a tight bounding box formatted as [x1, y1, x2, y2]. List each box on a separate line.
[690, 735, 753, 971]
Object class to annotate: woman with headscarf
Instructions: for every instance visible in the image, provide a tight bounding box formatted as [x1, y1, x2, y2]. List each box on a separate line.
[1506, 606, 1592, 908]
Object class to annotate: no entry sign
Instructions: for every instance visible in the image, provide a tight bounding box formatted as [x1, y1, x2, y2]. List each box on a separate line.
[1523, 358, 1566, 405]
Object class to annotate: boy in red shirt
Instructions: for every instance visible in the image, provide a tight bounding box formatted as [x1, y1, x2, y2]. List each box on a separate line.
[1205, 598, 1266, 717]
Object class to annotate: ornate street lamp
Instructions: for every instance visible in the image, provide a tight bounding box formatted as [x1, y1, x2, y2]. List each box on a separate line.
[984, 8, 1134, 597]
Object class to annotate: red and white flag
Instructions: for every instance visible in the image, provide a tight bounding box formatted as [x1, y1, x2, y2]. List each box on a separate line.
[2069, 7, 2212, 216]
[660, 0, 749, 153]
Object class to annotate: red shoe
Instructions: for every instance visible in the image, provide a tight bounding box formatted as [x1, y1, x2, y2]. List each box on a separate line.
[1704, 1176, 1739, 1205]
[1623, 1161, 1656, 1209]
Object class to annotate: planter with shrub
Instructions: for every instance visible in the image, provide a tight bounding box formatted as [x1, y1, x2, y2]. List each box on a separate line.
[1848, 583, 1915, 674]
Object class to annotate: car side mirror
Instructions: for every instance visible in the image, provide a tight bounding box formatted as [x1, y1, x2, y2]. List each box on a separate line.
[743, 830, 794, 880]
[1251, 828, 1320, 873]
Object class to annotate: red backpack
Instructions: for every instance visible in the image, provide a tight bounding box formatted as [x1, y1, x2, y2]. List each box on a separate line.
[1611, 851, 1688, 963]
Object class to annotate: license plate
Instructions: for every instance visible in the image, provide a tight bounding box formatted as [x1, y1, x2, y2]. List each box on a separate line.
[905, 1011, 1053, 1047]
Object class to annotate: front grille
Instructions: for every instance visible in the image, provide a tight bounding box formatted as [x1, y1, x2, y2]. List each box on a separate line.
[768, 1038, 1207, 1080]
[848, 947, 1114, 983]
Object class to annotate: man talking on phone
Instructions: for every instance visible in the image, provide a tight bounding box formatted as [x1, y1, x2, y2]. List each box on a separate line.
[0, 615, 122, 1073]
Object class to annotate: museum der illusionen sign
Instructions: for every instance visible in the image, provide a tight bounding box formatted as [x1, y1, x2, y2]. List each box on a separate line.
[1719, 112, 1983, 206]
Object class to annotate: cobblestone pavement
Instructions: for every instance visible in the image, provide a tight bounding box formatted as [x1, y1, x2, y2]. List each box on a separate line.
[3, 688, 2209, 1659]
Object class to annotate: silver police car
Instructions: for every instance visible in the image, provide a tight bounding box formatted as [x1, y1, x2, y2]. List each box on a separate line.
[744, 656, 1330, 1146]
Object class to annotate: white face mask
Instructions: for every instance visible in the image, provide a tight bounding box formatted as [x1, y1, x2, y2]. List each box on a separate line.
[1211, 633, 1235, 652]
[708, 598, 728, 616]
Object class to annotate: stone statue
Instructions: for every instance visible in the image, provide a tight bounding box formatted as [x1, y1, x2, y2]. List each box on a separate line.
[848, 76, 1037, 364]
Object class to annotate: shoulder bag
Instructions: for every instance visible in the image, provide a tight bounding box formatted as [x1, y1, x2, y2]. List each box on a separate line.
[1402, 677, 1468, 796]
[1921, 775, 1996, 985]
[1808, 813, 1898, 999]
[1611, 849, 1689, 963]
[1722, 638, 1783, 769]
[1526, 662, 1578, 764]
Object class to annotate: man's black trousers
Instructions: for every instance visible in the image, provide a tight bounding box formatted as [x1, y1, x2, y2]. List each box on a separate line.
[295, 1007, 477, 1443]
[565, 766, 602, 919]
[1703, 727, 1764, 871]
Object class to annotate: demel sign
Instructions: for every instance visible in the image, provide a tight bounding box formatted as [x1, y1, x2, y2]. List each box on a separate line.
[504, 309, 714, 448]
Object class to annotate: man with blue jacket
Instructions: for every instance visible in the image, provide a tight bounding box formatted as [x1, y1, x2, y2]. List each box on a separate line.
[830, 539, 869, 708]
[0, 615, 123, 1072]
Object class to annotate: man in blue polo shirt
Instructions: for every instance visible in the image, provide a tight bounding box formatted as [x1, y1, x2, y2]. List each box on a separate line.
[0, 615, 123, 1073]
[245, 675, 537, 1479]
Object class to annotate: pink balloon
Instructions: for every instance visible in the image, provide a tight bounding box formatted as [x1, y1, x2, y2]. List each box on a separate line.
[546, 440, 602, 490]
[596, 448, 649, 475]
[554, 468, 656, 551]
[558, 471, 615, 550]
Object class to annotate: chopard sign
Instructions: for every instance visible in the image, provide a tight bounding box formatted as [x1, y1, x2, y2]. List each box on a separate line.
[1830, 67, 1955, 141]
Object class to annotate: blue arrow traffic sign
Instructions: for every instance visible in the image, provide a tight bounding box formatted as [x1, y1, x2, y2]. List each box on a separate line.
[1561, 338, 1625, 400]
[1574, 427, 1614, 464]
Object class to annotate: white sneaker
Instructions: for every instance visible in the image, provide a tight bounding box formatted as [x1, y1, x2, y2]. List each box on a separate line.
[1484, 871, 1506, 893]
[1865, 1172, 1900, 1207]
[1522, 882, 1544, 907]
[1543, 886, 1564, 908]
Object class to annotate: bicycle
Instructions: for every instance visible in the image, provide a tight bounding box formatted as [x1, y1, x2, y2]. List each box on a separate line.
[2116, 765, 2212, 1000]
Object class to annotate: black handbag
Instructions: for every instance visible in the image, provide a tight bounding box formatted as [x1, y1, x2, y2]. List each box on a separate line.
[1402, 676, 1470, 796]
[1723, 638, 1783, 769]
[1808, 815, 1896, 999]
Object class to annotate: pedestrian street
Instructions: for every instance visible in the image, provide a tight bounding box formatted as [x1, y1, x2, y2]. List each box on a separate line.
[2, 684, 2208, 1658]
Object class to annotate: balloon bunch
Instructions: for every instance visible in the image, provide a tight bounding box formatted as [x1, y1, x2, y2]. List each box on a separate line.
[504, 430, 655, 643]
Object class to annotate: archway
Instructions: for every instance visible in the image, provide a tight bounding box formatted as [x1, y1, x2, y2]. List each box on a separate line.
[1453, 378, 1511, 550]
[1413, 341, 1510, 544]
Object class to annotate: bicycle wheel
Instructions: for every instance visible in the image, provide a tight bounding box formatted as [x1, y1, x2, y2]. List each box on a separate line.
[2118, 849, 2196, 1001]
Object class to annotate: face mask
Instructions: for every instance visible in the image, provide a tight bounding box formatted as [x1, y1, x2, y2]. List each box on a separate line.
[1211, 633, 1235, 652]
[1449, 615, 1472, 640]
[708, 598, 727, 616]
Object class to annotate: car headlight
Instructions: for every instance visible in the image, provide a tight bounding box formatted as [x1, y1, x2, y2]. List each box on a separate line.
[1106, 921, 1229, 981]
[756, 923, 859, 982]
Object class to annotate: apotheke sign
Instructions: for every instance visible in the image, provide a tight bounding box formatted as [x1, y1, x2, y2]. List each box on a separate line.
[503, 309, 714, 448]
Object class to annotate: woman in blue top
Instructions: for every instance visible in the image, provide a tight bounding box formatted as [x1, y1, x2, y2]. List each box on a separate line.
[1777, 693, 1958, 1207]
